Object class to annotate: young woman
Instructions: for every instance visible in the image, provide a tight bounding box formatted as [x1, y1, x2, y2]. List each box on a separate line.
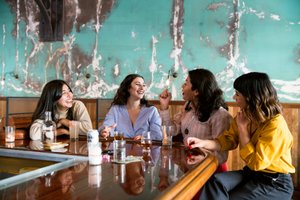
[159, 68, 232, 171]
[99, 74, 162, 140]
[30, 80, 93, 140]
[186, 72, 295, 199]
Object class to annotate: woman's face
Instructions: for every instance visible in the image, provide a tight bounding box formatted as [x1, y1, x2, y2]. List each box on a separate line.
[124, 162, 145, 195]
[128, 77, 146, 100]
[181, 76, 198, 101]
[233, 90, 247, 109]
[57, 84, 73, 110]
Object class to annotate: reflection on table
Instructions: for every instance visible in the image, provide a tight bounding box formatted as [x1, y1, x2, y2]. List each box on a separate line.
[0, 138, 217, 199]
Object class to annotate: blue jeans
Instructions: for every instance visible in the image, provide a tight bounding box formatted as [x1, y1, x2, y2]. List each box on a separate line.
[199, 167, 294, 200]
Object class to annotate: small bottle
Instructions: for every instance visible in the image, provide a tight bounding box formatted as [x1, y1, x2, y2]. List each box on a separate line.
[42, 111, 57, 142]
[88, 142, 102, 165]
[87, 129, 99, 144]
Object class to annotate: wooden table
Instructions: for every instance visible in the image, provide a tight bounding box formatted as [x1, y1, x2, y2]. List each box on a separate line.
[0, 137, 217, 200]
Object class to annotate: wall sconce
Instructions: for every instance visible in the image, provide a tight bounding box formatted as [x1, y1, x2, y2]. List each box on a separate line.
[166, 69, 178, 89]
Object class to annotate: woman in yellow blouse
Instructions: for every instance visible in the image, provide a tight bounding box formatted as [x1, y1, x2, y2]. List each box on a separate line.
[186, 72, 295, 199]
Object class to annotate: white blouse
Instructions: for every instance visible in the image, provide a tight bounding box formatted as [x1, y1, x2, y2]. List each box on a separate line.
[159, 102, 233, 164]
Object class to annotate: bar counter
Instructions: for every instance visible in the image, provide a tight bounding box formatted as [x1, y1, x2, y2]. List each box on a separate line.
[0, 137, 218, 200]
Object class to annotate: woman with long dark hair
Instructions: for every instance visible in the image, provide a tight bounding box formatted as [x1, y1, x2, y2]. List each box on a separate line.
[159, 68, 232, 170]
[30, 79, 92, 140]
[99, 74, 162, 140]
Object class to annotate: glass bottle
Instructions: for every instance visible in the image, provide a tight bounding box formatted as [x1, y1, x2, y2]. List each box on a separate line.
[42, 111, 57, 142]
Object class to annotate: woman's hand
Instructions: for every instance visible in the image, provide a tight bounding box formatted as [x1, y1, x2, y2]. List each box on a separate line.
[133, 135, 142, 140]
[57, 118, 71, 128]
[236, 110, 249, 132]
[186, 154, 205, 165]
[159, 89, 172, 110]
[56, 128, 69, 136]
[100, 123, 116, 139]
[236, 111, 251, 147]
[184, 137, 204, 149]
[185, 137, 220, 151]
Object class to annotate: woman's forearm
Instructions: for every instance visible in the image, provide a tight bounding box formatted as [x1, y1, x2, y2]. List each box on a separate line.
[203, 139, 221, 151]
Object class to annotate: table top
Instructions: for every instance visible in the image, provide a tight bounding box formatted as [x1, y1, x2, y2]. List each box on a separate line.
[0, 137, 217, 200]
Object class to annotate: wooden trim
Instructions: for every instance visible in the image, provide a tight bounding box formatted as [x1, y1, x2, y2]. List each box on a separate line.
[76, 98, 98, 103]
[149, 100, 185, 106]
[1, 97, 300, 107]
[227, 101, 300, 108]
[149, 100, 300, 108]
[156, 153, 218, 200]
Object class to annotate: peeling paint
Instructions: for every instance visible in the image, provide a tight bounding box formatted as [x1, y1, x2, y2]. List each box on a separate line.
[1, 0, 300, 102]
[270, 14, 280, 21]
[208, 2, 226, 11]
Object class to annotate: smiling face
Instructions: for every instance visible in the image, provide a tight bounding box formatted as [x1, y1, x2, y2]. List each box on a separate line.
[57, 84, 73, 110]
[181, 76, 198, 101]
[233, 90, 247, 109]
[128, 77, 146, 101]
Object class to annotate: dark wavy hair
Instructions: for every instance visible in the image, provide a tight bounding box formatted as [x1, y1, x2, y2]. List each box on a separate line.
[234, 72, 281, 123]
[111, 74, 150, 107]
[32, 79, 74, 123]
[186, 68, 228, 122]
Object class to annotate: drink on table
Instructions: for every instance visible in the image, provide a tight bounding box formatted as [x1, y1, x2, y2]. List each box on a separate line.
[114, 131, 124, 140]
[141, 131, 152, 148]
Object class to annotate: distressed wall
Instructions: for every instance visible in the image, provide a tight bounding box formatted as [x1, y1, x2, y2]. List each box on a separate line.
[0, 0, 300, 102]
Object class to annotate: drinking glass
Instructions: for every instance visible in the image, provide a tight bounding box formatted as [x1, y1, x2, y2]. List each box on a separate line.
[113, 140, 126, 162]
[114, 131, 124, 140]
[161, 125, 175, 146]
[141, 131, 152, 149]
[69, 121, 79, 141]
[5, 126, 15, 143]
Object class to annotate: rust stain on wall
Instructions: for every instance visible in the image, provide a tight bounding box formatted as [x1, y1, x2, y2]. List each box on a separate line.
[170, 0, 184, 49]
[74, 0, 115, 32]
[5, 0, 39, 38]
[208, 1, 239, 61]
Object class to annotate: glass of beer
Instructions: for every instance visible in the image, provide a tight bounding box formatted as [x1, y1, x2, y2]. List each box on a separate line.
[141, 131, 152, 149]
[114, 131, 124, 140]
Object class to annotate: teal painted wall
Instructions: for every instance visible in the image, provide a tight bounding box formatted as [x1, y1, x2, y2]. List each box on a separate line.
[0, 0, 300, 102]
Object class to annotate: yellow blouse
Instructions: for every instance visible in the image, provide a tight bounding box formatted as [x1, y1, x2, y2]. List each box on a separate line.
[216, 114, 295, 174]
